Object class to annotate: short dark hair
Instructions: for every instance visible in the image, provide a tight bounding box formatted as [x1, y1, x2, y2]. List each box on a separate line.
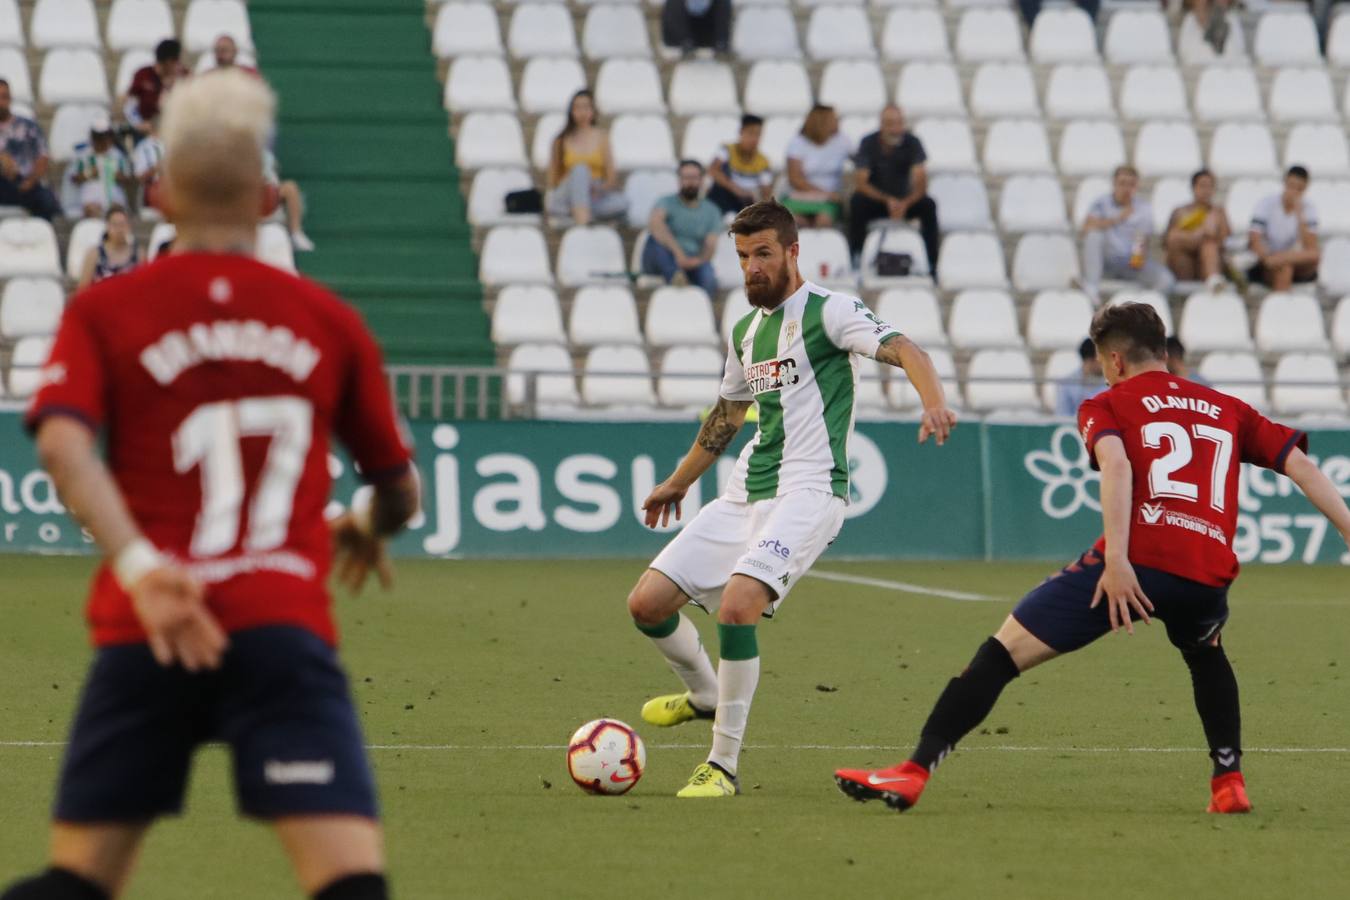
[677, 159, 704, 174]
[0, 79, 9, 90]
[1112, 165, 1139, 180]
[1166, 335, 1186, 361]
[1191, 168, 1214, 187]
[155, 39, 182, 63]
[728, 199, 798, 248]
[1287, 165, 1310, 182]
[1089, 303, 1166, 364]
[740, 114, 763, 130]
[1078, 337, 1096, 361]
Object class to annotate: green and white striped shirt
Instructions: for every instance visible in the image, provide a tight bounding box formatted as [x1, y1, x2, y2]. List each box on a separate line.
[720, 280, 900, 503]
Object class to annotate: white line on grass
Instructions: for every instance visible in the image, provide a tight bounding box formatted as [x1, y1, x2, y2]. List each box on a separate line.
[808, 569, 1003, 602]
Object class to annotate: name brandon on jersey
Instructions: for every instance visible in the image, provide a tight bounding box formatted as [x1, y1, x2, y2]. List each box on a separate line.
[1141, 394, 1223, 420]
[139, 320, 322, 386]
[746, 357, 799, 395]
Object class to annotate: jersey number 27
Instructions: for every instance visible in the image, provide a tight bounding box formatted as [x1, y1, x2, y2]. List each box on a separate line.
[1141, 421, 1234, 513]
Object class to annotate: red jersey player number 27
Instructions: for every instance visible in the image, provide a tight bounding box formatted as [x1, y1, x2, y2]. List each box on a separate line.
[1078, 371, 1305, 587]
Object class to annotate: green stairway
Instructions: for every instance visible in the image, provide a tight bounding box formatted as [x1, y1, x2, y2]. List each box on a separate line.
[249, 0, 493, 370]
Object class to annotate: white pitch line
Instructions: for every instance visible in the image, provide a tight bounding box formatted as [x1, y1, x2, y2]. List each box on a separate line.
[808, 569, 1003, 602]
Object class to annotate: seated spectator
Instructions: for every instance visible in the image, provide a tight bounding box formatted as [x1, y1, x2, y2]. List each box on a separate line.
[1166, 335, 1209, 386]
[1055, 338, 1106, 417]
[132, 113, 164, 211]
[641, 159, 720, 297]
[782, 104, 852, 227]
[707, 114, 772, 215]
[1019, 0, 1098, 25]
[213, 34, 257, 74]
[1164, 168, 1231, 292]
[71, 117, 133, 218]
[661, 0, 730, 58]
[77, 205, 140, 289]
[124, 39, 188, 138]
[265, 149, 315, 252]
[1078, 165, 1174, 302]
[1192, 0, 1232, 53]
[546, 90, 626, 226]
[0, 79, 61, 219]
[848, 104, 939, 270]
[1249, 165, 1320, 292]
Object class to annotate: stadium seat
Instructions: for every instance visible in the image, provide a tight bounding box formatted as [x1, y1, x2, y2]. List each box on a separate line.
[895, 62, 965, 118]
[519, 57, 587, 115]
[64, 217, 104, 278]
[732, 7, 799, 59]
[797, 228, 853, 286]
[1133, 121, 1202, 178]
[1328, 15, 1350, 69]
[999, 175, 1067, 233]
[1271, 352, 1345, 415]
[1193, 66, 1263, 123]
[1058, 121, 1126, 176]
[594, 59, 665, 115]
[1044, 65, 1114, 120]
[838, 114, 875, 149]
[880, 8, 950, 61]
[0, 47, 34, 104]
[7, 336, 54, 399]
[1177, 12, 1247, 65]
[911, 118, 978, 174]
[1197, 351, 1267, 410]
[569, 285, 642, 345]
[468, 167, 537, 227]
[0, 278, 63, 338]
[1072, 176, 1112, 228]
[855, 360, 888, 413]
[983, 119, 1053, 175]
[806, 6, 875, 60]
[0, 0, 21, 47]
[669, 61, 738, 116]
[1108, 289, 1173, 333]
[0, 219, 61, 277]
[948, 289, 1020, 349]
[938, 232, 1008, 290]
[444, 55, 516, 113]
[623, 168, 677, 229]
[890, 346, 959, 410]
[114, 49, 153, 96]
[1012, 233, 1079, 292]
[1269, 68, 1337, 124]
[926, 174, 992, 231]
[1285, 124, 1350, 177]
[610, 114, 676, 171]
[743, 61, 813, 117]
[1029, 7, 1097, 64]
[875, 288, 946, 346]
[679, 115, 739, 168]
[433, 3, 502, 57]
[721, 288, 751, 343]
[1319, 237, 1350, 295]
[955, 8, 1023, 62]
[1255, 291, 1329, 353]
[557, 226, 626, 287]
[1253, 12, 1320, 67]
[508, 4, 577, 57]
[1040, 348, 1081, 411]
[658, 346, 725, 408]
[646, 287, 719, 347]
[183, 0, 252, 53]
[965, 349, 1039, 411]
[1306, 180, 1350, 235]
[30, 0, 99, 48]
[1119, 65, 1187, 122]
[582, 345, 656, 407]
[970, 63, 1040, 119]
[1025, 289, 1093, 351]
[582, 4, 649, 59]
[1179, 290, 1253, 351]
[106, 0, 172, 51]
[710, 230, 743, 289]
[37, 48, 106, 105]
[147, 222, 175, 260]
[1103, 9, 1172, 65]
[1209, 123, 1279, 179]
[860, 227, 930, 288]
[455, 113, 527, 169]
[255, 224, 295, 274]
[1331, 295, 1350, 353]
[1225, 177, 1280, 234]
[492, 285, 566, 345]
[819, 61, 886, 116]
[505, 343, 580, 408]
[1150, 177, 1190, 233]
[479, 225, 552, 285]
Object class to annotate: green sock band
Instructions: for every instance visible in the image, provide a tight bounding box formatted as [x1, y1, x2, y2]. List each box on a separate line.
[635, 613, 680, 639]
[718, 623, 759, 661]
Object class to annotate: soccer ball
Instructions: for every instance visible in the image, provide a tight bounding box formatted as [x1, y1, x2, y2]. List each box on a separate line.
[566, 718, 646, 795]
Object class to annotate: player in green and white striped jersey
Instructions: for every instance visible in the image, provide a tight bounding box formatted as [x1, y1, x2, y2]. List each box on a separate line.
[626, 201, 959, 798]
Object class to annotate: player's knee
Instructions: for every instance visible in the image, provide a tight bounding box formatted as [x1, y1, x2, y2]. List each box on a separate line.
[1, 868, 109, 900]
[627, 579, 670, 626]
[716, 578, 771, 625]
[312, 872, 387, 900]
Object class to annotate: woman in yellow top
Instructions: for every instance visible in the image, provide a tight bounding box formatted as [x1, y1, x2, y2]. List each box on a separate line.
[1164, 169, 1232, 291]
[547, 90, 627, 225]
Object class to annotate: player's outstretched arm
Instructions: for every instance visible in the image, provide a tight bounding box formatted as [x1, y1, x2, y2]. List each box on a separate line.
[875, 334, 958, 445]
[331, 467, 420, 594]
[1088, 435, 1154, 634]
[641, 396, 752, 528]
[1283, 449, 1350, 549]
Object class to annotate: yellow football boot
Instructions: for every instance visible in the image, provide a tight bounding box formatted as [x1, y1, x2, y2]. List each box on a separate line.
[641, 692, 714, 727]
[676, 763, 740, 798]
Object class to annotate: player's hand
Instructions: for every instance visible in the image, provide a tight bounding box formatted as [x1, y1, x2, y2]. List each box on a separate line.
[128, 565, 227, 672]
[641, 480, 687, 529]
[330, 512, 394, 594]
[886, 197, 909, 219]
[918, 406, 958, 446]
[1090, 557, 1154, 635]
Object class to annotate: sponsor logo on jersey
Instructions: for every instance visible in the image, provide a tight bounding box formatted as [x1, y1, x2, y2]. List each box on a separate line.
[1081, 417, 1094, 445]
[745, 357, 799, 395]
[264, 759, 335, 785]
[757, 538, 790, 559]
[1139, 502, 1165, 524]
[744, 558, 774, 573]
[1141, 394, 1222, 420]
[1144, 507, 1227, 545]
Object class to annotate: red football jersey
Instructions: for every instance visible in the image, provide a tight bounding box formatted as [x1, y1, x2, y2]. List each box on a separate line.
[26, 253, 412, 647]
[1079, 370, 1305, 587]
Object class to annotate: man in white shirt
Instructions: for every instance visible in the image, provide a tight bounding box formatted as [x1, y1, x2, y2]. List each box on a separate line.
[1078, 166, 1174, 302]
[1248, 165, 1320, 291]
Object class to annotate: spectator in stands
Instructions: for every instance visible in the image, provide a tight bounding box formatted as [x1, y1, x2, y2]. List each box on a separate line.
[848, 104, 939, 271]
[71, 117, 133, 218]
[265, 149, 315, 252]
[1163, 169, 1231, 292]
[546, 89, 627, 226]
[661, 0, 731, 58]
[132, 113, 164, 211]
[1166, 335, 1209, 386]
[1191, 0, 1233, 53]
[641, 160, 720, 297]
[1018, 0, 1098, 25]
[1249, 166, 1320, 292]
[77, 204, 140, 290]
[0, 79, 61, 220]
[124, 39, 188, 138]
[213, 34, 257, 75]
[782, 104, 852, 228]
[707, 114, 772, 215]
[1055, 338, 1105, 417]
[1078, 165, 1174, 302]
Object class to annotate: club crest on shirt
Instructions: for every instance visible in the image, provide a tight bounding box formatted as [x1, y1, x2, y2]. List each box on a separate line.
[784, 321, 799, 345]
[1139, 502, 1165, 524]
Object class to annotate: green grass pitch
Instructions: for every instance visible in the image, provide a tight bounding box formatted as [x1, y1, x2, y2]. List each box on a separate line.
[1, 556, 1348, 898]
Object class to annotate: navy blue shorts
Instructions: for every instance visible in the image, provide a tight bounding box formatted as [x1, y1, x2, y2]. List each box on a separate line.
[54, 625, 377, 823]
[1012, 548, 1230, 654]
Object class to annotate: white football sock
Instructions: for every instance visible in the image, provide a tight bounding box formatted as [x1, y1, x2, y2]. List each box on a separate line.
[648, 614, 718, 710]
[708, 656, 760, 777]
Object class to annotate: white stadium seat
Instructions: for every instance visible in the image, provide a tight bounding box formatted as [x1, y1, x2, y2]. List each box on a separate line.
[680, 115, 740, 168]
[1026, 290, 1093, 351]
[806, 6, 875, 60]
[891, 346, 959, 410]
[1193, 66, 1263, 123]
[970, 63, 1039, 119]
[710, 230, 743, 289]
[65, 217, 104, 279]
[582, 345, 656, 407]
[927, 174, 992, 231]
[1041, 348, 1081, 411]
[256, 224, 295, 274]
[1108, 290, 1173, 334]
[965, 349, 1039, 411]
[1198, 352, 1267, 410]
[938, 232, 1008, 290]
[1332, 295, 1350, 353]
[1285, 124, 1350, 177]
[595, 59, 665, 115]
[1271, 353, 1345, 415]
[721, 288, 752, 344]
[508, 4, 577, 57]
[1029, 7, 1097, 64]
[881, 8, 950, 61]
[645, 287, 719, 347]
[855, 359, 888, 413]
[0, 47, 34, 104]
[0, 0, 21, 47]
[1319, 237, 1350, 295]
[31, 0, 99, 48]
[1329, 15, 1350, 69]
[433, 3, 502, 58]
[1253, 12, 1320, 67]
[557, 225, 626, 287]
[106, 0, 172, 51]
[444, 55, 515, 113]
[1103, 10, 1172, 65]
[1306, 180, 1350, 235]
[1178, 12, 1247, 66]
[860, 227, 930, 287]
[875, 288, 946, 346]
[912, 118, 978, 174]
[1119, 65, 1188, 121]
[1012, 233, 1079, 292]
[732, 7, 799, 59]
[658, 346, 725, 408]
[468, 167, 537, 227]
[1150, 177, 1190, 234]
[456, 113, 527, 169]
[570, 285, 642, 344]
[492, 285, 566, 345]
[797, 228, 854, 285]
[948, 289, 1020, 348]
[582, 4, 650, 59]
[115, 49, 153, 96]
[623, 168, 678, 229]
[838, 114, 875, 149]
[183, 0, 253, 53]
[1225, 177, 1280, 234]
[519, 57, 587, 115]
[998, 175, 1067, 233]
[983, 119, 1053, 175]
[147, 223, 175, 260]
[479, 225, 552, 285]
[669, 61, 738, 116]
[1256, 291, 1329, 353]
[1180, 290, 1252, 351]
[1269, 68, 1337, 124]
[896, 62, 965, 118]
[1133, 121, 1202, 178]
[1072, 176, 1112, 228]
[744, 62, 813, 117]
[819, 61, 886, 116]
[0, 278, 63, 338]
[610, 114, 676, 170]
[1044, 65, 1114, 120]
[0, 218, 61, 277]
[1209, 123, 1278, 179]
[7, 336, 54, 399]
[955, 8, 1023, 62]
[506, 343, 579, 408]
[1059, 121, 1126, 176]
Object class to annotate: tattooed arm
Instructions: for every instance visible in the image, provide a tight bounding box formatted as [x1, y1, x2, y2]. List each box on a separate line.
[641, 396, 753, 528]
[875, 334, 959, 446]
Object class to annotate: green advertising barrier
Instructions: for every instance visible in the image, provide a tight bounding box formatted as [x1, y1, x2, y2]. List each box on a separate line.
[2, 412, 1347, 564]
